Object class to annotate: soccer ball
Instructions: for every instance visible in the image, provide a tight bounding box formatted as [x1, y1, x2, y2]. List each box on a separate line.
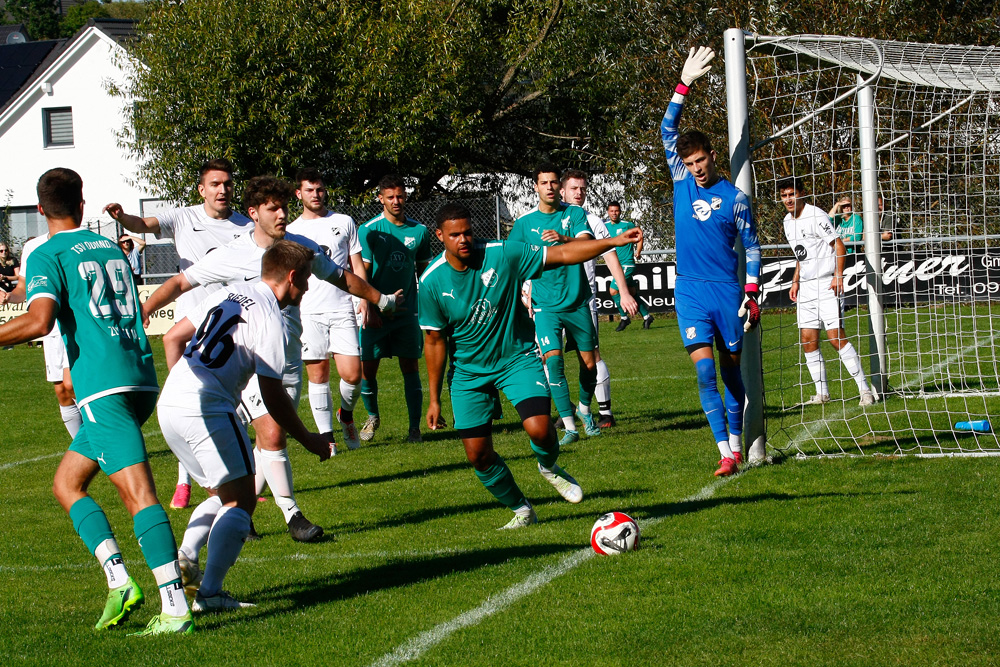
[590, 512, 639, 555]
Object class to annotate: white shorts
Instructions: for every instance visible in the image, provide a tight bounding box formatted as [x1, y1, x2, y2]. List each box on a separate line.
[237, 369, 302, 424]
[43, 331, 69, 383]
[301, 311, 360, 360]
[158, 406, 254, 489]
[796, 281, 843, 331]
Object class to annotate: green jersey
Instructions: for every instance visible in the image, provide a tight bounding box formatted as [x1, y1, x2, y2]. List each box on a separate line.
[418, 241, 545, 375]
[24, 228, 157, 405]
[508, 203, 591, 312]
[834, 212, 863, 254]
[605, 220, 638, 267]
[359, 214, 431, 316]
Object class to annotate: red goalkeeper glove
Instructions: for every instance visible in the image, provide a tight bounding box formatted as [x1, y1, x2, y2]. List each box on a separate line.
[738, 283, 760, 332]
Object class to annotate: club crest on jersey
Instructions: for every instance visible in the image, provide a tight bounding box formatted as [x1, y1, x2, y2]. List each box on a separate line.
[404, 236, 417, 249]
[481, 268, 497, 288]
[561, 216, 571, 231]
[711, 197, 722, 210]
[27, 275, 47, 289]
[692, 199, 713, 222]
[685, 326, 697, 340]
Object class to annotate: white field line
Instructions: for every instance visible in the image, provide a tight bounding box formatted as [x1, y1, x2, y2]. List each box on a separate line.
[787, 333, 1000, 448]
[0, 452, 62, 472]
[610, 374, 688, 382]
[371, 477, 732, 667]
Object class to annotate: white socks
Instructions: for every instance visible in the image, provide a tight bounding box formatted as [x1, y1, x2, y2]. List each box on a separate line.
[594, 360, 610, 406]
[59, 403, 81, 438]
[340, 379, 360, 412]
[151, 561, 188, 616]
[804, 349, 828, 396]
[257, 447, 299, 522]
[177, 461, 191, 486]
[179, 496, 223, 563]
[308, 381, 334, 433]
[200, 506, 252, 598]
[838, 343, 870, 392]
[716, 440, 734, 459]
[95, 538, 128, 589]
[729, 432, 742, 454]
[562, 416, 576, 431]
[577, 403, 590, 415]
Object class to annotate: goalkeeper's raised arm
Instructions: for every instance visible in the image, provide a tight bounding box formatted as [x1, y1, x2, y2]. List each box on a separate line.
[662, 46, 716, 182]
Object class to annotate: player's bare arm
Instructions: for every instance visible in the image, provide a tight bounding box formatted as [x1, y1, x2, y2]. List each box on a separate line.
[0, 296, 56, 345]
[259, 375, 331, 461]
[163, 317, 195, 369]
[140, 272, 194, 323]
[350, 252, 372, 326]
[540, 230, 576, 244]
[790, 263, 801, 302]
[831, 237, 847, 295]
[332, 270, 404, 314]
[103, 203, 161, 235]
[545, 228, 641, 268]
[424, 329, 448, 430]
[601, 245, 639, 318]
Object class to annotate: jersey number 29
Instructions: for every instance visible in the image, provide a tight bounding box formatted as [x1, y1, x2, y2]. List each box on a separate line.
[78, 259, 135, 319]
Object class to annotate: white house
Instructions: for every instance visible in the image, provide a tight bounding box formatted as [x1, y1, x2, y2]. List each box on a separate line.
[0, 19, 157, 248]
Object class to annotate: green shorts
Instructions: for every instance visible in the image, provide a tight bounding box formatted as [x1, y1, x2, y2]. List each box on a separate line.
[69, 390, 158, 475]
[450, 352, 549, 430]
[610, 265, 637, 293]
[534, 306, 597, 355]
[360, 315, 423, 361]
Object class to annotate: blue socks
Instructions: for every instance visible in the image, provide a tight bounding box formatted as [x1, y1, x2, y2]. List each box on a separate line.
[695, 358, 729, 443]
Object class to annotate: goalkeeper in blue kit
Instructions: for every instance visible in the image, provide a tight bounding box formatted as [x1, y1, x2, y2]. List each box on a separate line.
[662, 46, 762, 477]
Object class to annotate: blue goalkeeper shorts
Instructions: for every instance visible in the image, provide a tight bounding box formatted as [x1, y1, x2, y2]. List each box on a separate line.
[674, 277, 743, 353]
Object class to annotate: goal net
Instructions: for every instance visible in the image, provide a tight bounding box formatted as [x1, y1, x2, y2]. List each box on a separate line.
[726, 32, 1000, 458]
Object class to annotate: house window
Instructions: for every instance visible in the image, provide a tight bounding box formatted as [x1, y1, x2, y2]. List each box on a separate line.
[6, 206, 48, 243]
[43, 107, 73, 147]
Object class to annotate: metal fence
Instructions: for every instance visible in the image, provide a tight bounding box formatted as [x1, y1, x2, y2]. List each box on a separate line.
[137, 195, 512, 284]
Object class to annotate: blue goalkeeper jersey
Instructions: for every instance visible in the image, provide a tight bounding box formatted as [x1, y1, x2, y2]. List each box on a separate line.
[661, 94, 761, 284]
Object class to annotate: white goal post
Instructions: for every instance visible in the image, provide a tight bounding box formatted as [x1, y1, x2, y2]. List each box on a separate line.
[725, 29, 1000, 459]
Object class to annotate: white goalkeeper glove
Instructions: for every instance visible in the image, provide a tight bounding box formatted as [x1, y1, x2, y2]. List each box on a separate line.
[738, 283, 761, 333]
[681, 46, 715, 86]
[377, 292, 397, 313]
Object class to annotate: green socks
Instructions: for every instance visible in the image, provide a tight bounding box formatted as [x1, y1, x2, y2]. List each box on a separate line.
[474, 456, 528, 510]
[361, 377, 379, 416]
[530, 438, 559, 470]
[544, 354, 574, 418]
[132, 505, 178, 571]
[70, 496, 115, 555]
[402, 371, 423, 430]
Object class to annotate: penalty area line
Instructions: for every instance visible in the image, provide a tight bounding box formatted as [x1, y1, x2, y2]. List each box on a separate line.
[371, 476, 734, 667]
[0, 452, 62, 472]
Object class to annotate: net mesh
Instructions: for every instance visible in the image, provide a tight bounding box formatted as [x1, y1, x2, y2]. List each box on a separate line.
[741, 33, 1000, 457]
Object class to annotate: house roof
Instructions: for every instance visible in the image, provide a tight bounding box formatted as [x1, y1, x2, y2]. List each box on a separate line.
[0, 40, 64, 110]
[0, 19, 136, 116]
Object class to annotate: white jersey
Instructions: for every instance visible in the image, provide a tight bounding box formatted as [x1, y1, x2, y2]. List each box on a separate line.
[583, 212, 611, 291]
[782, 203, 838, 282]
[286, 212, 360, 317]
[154, 204, 253, 320]
[181, 231, 345, 371]
[158, 281, 286, 413]
[20, 234, 61, 341]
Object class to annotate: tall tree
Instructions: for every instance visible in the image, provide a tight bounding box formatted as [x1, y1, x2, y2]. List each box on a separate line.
[6, 0, 60, 40]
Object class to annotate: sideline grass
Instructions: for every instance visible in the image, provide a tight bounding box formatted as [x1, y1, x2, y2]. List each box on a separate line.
[2, 319, 1000, 665]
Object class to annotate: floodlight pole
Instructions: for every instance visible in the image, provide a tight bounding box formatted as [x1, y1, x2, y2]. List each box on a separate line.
[857, 75, 889, 395]
[725, 28, 766, 463]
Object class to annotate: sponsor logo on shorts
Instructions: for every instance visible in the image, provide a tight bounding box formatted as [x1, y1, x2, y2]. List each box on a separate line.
[685, 326, 697, 340]
[692, 200, 712, 222]
[27, 275, 48, 289]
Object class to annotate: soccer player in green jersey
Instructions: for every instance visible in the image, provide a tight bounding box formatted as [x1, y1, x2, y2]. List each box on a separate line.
[357, 174, 432, 443]
[605, 201, 654, 331]
[421, 203, 640, 528]
[508, 163, 605, 443]
[0, 168, 193, 636]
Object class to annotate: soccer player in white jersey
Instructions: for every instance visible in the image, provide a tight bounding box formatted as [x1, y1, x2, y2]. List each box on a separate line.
[0, 234, 82, 438]
[422, 203, 640, 528]
[142, 176, 401, 543]
[779, 177, 876, 406]
[159, 241, 332, 611]
[104, 158, 253, 510]
[286, 168, 367, 450]
[558, 170, 637, 428]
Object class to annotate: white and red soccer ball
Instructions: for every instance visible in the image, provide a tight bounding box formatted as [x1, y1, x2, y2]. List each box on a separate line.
[590, 512, 640, 555]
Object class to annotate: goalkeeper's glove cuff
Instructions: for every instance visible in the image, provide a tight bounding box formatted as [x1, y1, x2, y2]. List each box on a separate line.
[675, 83, 690, 95]
[378, 292, 397, 313]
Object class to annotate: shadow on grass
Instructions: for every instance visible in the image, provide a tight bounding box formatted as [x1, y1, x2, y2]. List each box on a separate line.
[294, 453, 536, 495]
[196, 541, 582, 628]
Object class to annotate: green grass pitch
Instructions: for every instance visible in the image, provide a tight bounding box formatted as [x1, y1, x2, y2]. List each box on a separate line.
[2, 317, 1000, 665]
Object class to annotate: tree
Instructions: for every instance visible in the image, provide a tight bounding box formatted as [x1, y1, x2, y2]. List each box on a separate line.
[117, 0, 645, 204]
[6, 0, 60, 40]
[60, 0, 109, 38]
